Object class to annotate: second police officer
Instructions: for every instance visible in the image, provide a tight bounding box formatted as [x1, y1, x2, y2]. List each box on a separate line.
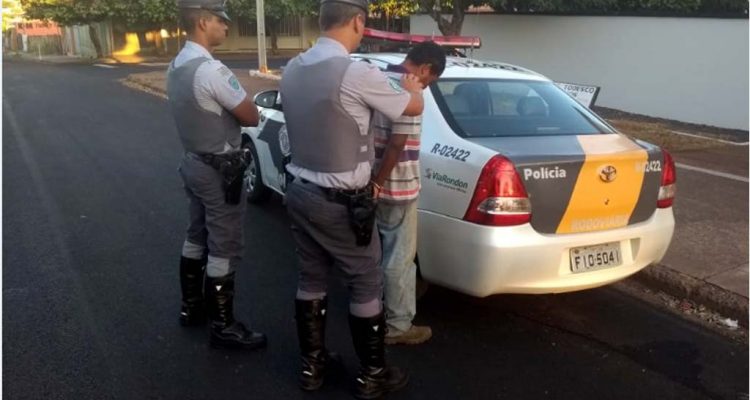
[280, 0, 425, 398]
[167, 0, 267, 350]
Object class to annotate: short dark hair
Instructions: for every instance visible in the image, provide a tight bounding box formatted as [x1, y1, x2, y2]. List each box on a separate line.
[319, 2, 365, 31]
[179, 9, 214, 33]
[406, 41, 446, 77]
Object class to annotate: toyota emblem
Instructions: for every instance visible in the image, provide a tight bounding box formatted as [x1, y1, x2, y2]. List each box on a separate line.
[599, 165, 617, 182]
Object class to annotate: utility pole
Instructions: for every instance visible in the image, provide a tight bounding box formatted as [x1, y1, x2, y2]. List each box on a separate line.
[256, 0, 268, 73]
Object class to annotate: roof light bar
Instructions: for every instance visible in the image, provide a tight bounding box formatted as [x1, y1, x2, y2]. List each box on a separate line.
[363, 28, 481, 49]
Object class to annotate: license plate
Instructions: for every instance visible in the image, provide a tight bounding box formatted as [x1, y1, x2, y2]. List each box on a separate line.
[570, 242, 622, 273]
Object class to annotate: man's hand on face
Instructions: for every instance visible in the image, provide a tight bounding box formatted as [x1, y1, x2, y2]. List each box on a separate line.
[401, 73, 424, 93]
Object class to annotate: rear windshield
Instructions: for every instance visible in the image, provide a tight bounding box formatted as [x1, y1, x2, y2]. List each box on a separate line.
[430, 79, 614, 138]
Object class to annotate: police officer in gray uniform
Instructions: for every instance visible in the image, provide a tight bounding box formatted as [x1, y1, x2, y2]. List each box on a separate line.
[168, 0, 266, 350]
[281, 0, 424, 397]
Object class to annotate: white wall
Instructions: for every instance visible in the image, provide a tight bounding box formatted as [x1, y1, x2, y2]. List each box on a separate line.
[412, 14, 749, 130]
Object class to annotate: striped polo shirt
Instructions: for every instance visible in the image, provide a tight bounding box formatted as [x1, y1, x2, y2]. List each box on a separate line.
[372, 64, 422, 204]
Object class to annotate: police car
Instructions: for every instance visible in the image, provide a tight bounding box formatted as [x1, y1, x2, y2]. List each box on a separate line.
[241, 31, 676, 297]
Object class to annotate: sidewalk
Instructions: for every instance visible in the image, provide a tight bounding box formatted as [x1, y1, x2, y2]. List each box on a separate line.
[632, 142, 748, 327]
[4, 51, 95, 64]
[122, 68, 749, 328]
[4, 49, 296, 66]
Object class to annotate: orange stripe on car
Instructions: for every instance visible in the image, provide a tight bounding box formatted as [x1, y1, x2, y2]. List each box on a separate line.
[556, 135, 648, 234]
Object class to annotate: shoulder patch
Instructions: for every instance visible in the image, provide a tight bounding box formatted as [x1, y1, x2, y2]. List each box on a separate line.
[228, 75, 241, 91]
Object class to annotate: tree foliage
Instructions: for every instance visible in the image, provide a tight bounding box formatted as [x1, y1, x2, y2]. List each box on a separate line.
[369, 0, 418, 30]
[371, 0, 746, 35]
[20, 0, 177, 28]
[2, 0, 25, 31]
[20, 0, 178, 57]
[226, 0, 317, 53]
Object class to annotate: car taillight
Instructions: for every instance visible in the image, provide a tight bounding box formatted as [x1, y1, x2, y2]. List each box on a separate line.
[464, 155, 532, 226]
[657, 149, 676, 208]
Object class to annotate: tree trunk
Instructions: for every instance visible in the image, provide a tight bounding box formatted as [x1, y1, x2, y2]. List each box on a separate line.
[420, 0, 465, 36]
[268, 19, 279, 56]
[88, 24, 103, 58]
[154, 30, 166, 55]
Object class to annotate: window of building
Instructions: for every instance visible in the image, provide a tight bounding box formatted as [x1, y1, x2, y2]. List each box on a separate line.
[237, 17, 259, 37]
[276, 16, 300, 37]
[237, 16, 300, 37]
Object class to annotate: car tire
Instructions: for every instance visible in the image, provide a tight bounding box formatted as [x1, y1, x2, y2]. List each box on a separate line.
[244, 141, 271, 204]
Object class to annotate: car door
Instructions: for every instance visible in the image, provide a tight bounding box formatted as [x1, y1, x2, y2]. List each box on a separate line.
[251, 91, 289, 194]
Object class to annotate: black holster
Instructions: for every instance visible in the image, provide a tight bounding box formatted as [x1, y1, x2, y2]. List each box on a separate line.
[200, 150, 250, 205]
[346, 188, 378, 247]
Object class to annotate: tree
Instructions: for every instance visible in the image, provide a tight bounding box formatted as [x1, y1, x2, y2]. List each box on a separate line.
[369, 0, 492, 36]
[112, 0, 177, 31]
[417, 0, 489, 36]
[376, 0, 745, 37]
[227, 0, 316, 54]
[3, 0, 26, 32]
[20, 0, 177, 56]
[369, 0, 418, 31]
[22, 0, 110, 56]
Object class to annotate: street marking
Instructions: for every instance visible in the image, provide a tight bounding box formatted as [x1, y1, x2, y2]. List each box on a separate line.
[139, 62, 170, 67]
[676, 163, 749, 183]
[671, 130, 748, 146]
[93, 64, 117, 69]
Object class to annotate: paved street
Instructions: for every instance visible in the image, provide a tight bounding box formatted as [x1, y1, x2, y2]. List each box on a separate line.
[3, 60, 748, 400]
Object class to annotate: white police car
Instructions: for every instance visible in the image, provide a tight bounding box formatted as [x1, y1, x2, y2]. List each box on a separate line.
[242, 39, 675, 297]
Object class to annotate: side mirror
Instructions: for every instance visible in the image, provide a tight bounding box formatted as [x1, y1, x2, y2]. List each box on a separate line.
[254, 90, 282, 111]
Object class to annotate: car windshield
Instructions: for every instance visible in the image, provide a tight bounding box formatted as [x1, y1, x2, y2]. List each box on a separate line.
[431, 79, 615, 137]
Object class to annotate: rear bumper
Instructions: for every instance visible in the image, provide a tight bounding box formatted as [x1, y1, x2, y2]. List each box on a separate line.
[416, 208, 675, 296]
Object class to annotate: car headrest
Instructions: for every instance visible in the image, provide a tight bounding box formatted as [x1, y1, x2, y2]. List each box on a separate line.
[443, 94, 470, 115]
[454, 82, 490, 115]
[516, 97, 548, 117]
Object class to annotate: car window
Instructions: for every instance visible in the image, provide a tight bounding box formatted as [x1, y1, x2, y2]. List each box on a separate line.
[431, 79, 614, 137]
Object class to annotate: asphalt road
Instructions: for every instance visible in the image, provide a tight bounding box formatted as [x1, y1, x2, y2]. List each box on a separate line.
[3, 60, 748, 400]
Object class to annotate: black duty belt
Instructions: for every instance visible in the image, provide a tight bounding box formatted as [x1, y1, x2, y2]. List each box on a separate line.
[187, 150, 250, 205]
[297, 177, 378, 246]
[188, 151, 246, 171]
[298, 178, 370, 205]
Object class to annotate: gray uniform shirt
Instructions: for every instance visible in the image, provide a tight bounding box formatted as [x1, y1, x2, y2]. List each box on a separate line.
[169, 41, 247, 153]
[286, 37, 411, 189]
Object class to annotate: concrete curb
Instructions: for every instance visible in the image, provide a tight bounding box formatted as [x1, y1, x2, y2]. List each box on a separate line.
[248, 69, 281, 81]
[631, 263, 748, 327]
[120, 78, 167, 100]
[5, 53, 95, 65]
[123, 69, 281, 96]
[121, 75, 166, 96]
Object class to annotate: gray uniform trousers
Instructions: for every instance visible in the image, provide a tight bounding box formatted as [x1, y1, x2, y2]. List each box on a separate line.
[179, 153, 246, 277]
[286, 179, 383, 305]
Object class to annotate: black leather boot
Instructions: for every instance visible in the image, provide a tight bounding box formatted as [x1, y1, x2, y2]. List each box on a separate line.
[179, 256, 206, 326]
[349, 312, 409, 399]
[295, 297, 335, 391]
[206, 273, 267, 350]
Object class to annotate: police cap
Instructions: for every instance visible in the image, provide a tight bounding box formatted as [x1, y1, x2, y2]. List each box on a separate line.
[321, 0, 369, 13]
[177, 0, 230, 22]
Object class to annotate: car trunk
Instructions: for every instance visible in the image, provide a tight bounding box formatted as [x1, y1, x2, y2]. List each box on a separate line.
[467, 134, 663, 234]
